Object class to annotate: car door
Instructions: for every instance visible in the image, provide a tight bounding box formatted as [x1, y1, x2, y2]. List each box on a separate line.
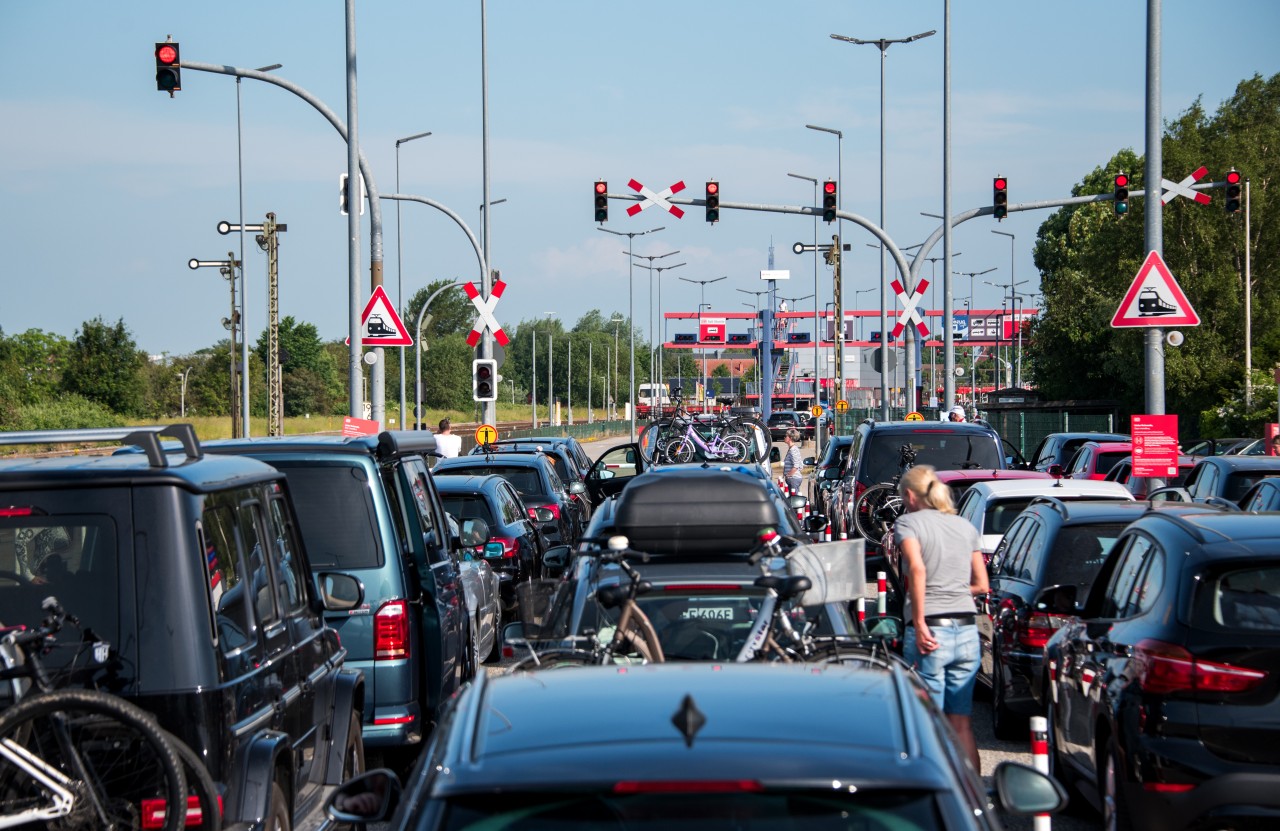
[982, 516, 1036, 680]
[397, 457, 469, 709]
[587, 443, 647, 503]
[1056, 533, 1155, 779]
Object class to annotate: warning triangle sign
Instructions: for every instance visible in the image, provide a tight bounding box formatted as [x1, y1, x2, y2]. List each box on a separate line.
[1111, 250, 1200, 328]
[345, 285, 414, 346]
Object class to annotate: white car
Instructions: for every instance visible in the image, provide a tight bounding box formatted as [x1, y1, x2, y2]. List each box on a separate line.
[954, 478, 1135, 562]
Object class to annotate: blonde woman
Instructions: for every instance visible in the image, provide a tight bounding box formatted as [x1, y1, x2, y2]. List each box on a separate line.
[892, 464, 988, 773]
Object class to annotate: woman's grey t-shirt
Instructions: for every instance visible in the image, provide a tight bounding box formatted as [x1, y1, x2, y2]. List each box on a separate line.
[893, 509, 981, 620]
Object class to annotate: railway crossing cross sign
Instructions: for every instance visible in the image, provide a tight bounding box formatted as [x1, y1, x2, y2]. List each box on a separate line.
[625, 178, 686, 218]
[345, 285, 413, 346]
[1111, 251, 1201, 328]
[464, 279, 510, 347]
[889, 278, 931, 340]
[1160, 165, 1212, 206]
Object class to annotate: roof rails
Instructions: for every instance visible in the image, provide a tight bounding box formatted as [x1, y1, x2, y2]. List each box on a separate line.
[1027, 495, 1072, 520]
[0, 424, 202, 468]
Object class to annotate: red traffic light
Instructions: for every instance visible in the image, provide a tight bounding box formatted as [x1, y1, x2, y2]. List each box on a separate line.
[706, 182, 719, 196]
[1226, 170, 1241, 185]
[1114, 173, 1129, 188]
[156, 44, 178, 65]
[994, 177, 1007, 191]
[823, 181, 837, 194]
[595, 181, 607, 194]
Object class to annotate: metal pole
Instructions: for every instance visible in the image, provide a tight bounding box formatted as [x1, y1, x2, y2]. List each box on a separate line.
[414, 281, 463, 430]
[1245, 178, 1252, 409]
[396, 130, 431, 427]
[344, 0, 364, 420]
[1144, 0, 1165, 421]
[235, 77, 249, 437]
[943, 1, 955, 412]
[568, 337, 573, 425]
[588, 340, 593, 423]
[531, 328, 537, 428]
[479, 0, 497, 428]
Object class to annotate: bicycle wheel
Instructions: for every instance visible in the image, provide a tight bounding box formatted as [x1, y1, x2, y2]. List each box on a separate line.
[160, 729, 222, 831]
[0, 687, 187, 831]
[805, 641, 888, 668]
[713, 434, 751, 463]
[853, 483, 903, 541]
[664, 437, 696, 465]
[507, 649, 601, 672]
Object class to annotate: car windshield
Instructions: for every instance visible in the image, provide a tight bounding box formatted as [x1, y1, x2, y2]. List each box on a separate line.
[440, 494, 496, 527]
[862, 432, 1003, 485]
[1044, 523, 1127, 593]
[438, 465, 543, 498]
[436, 789, 942, 830]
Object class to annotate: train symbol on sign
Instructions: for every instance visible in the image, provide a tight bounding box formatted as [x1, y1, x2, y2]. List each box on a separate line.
[366, 314, 397, 336]
[1137, 288, 1177, 317]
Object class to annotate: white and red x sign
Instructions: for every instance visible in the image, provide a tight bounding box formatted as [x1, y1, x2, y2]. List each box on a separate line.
[889, 278, 931, 340]
[626, 178, 686, 218]
[1161, 165, 1212, 205]
[464, 280, 510, 347]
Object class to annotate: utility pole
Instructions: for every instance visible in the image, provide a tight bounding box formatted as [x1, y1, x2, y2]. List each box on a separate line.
[188, 254, 243, 437]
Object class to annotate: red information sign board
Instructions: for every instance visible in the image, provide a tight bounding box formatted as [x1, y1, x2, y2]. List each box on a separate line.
[1131, 414, 1179, 478]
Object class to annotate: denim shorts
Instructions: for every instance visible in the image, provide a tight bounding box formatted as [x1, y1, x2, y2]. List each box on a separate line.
[903, 621, 981, 716]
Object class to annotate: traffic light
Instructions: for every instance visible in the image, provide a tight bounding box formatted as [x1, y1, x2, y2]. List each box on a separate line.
[822, 180, 837, 223]
[705, 181, 720, 223]
[472, 359, 497, 402]
[993, 176, 1008, 220]
[155, 41, 181, 95]
[1225, 169, 1242, 214]
[1113, 172, 1129, 216]
[594, 180, 608, 223]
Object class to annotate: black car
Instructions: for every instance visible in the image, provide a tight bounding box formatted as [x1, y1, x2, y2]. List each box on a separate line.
[766, 409, 811, 441]
[0, 425, 366, 828]
[467, 439, 593, 515]
[482, 435, 594, 482]
[1173, 455, 1280, 503]
[1239, 476, 1280, 511]
[433, 452, 585, 551]
[979, 498, 1217, 739]
[204, 432, 472, 768]
[1027, 431, 1129, 474]
[323, 662, 1066, 829]
[434, 474, 549, 610]
[806, 434, 854, 522]
[1043, 510, 1280, 831]
[833, 419, 1010, 542]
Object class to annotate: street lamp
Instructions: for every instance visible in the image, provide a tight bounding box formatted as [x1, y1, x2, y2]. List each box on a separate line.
[599, 226, 664, 441]
[853, 287, 876, 341]
[609, 314, 625, 419]
[680, 275, 728, 409]
[395, 129, 431, 425]
[991, 229, 1025, 387]
[983, 275, 1028, 384]
[631, 249, 681, 396]
[832, 29, 935, 418]
[921, 251, 959, 406]
[803, 130, 845, 406]
[178, 367, 193, 417]
[788, 171, 822, 418]
[1011, 293, 1028, 387]
[698, 302, 712, 402]
[234, 62, 282, 437]
[479, 198, 508, 242]
[189, 254, 242, 435]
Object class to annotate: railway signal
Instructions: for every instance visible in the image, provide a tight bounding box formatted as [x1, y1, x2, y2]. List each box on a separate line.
[705, 181, 720, 223]
[472, 359, 498, 402]
[155, 41, 181, 95]
[993, 176, 1008, 220]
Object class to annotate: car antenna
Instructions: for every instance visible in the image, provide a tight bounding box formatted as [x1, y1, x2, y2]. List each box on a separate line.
[670, 694, 706, 748]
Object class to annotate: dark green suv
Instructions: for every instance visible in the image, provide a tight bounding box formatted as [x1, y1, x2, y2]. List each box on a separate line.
[0, 425, 366, 828]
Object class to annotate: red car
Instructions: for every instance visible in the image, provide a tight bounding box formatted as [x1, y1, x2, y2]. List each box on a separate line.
[1063, 440, 1133, 481]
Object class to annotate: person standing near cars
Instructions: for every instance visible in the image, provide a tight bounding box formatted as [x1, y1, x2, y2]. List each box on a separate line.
[893, 464, 988, 773]
[782, 428, 804, 495]
[435, 418, 462, 458]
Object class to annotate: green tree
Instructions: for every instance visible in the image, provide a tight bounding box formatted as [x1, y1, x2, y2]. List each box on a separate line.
[253, 316, 341, 417]
[0, 329, 68, 405]
[60, 317, 146, 416]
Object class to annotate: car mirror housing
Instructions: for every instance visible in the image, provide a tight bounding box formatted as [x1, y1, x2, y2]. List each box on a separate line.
[317, 572, 365, 612]
[460, 517, 491, 548]
[991, 761, 1067, 816]
[568, 481, 587, 495]
[542, 544, 572, 571]
[1033, 583, 1078, 615]
[324, 769, 402, 824]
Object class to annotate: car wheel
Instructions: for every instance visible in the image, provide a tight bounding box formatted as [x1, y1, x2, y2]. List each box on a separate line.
[991, 657, 1026, 741]
[342, 710, 365, 781]
[1101, 736, 1135, 831]
[266, 781, 290, 831]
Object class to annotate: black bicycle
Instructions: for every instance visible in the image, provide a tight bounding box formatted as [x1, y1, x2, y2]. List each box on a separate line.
[851, 444, 918, 542]
[0, 597, 203, 831]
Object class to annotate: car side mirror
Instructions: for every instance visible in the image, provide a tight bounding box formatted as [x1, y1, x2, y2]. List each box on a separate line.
[460, 517, 490, 548]
[863, 614, 903, 640]
[529, 506, 556, 523]
[567, 481, 587, 495]
[991, 762, 1067, 816]
[788, 495, 809, 511]
[769, 447, 781, 464]
[822, 466, 842, 480]
[316, 572, 365, 612]
[324, 769, 402, 824]
[802, 456, 816, 466]
[803, 513, 828, 533]
[1047, 464, 1064, 479]
[542, 544, 572, 572]
[483, 541, 505, 559]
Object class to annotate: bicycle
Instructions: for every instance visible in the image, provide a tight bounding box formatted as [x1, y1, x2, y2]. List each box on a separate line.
[851, 444, 918, 542]
[508, 536, 665, 670]
[638, 391, 769, 466]
[0, 596, 192, 831]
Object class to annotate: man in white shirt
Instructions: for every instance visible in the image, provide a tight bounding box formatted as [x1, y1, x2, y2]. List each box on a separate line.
[435, 418, 462, 458]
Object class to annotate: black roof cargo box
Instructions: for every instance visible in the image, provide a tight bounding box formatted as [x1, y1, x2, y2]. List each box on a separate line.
[613, 468, 777, 556]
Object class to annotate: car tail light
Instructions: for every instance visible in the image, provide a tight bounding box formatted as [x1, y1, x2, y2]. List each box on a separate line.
[528, 503, 561, 520]
[613, 780, 764, 794]
[0, 506, 38, 517]
[1015, 611, 1071, 649]
[374, 600, 409, 660]
[1133, 639, 1268, 695]
[142, 794, 221, 828]
[491, 536, 518, 559]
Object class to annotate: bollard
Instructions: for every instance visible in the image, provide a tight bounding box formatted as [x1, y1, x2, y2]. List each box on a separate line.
[1029, 716, 1052, 831]
[856, 597, 866, 625]
[1047, 659, 1058, 704]
[877, 571, 887, 616]
[823, 522, 832, 542]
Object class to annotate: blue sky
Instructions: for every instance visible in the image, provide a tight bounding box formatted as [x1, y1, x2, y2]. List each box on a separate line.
[2, 1, 1277, 357]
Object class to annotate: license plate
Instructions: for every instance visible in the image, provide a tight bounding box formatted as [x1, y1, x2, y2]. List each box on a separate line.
[681, 607, 733, 620]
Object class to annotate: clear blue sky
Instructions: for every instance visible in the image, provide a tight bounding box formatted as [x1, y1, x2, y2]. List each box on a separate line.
[2, 1, 1277, 357]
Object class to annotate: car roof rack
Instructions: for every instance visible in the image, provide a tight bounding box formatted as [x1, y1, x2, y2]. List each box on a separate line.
[0, 424, 202, 468]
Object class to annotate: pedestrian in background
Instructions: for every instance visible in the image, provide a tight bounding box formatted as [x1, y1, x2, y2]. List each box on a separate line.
[893, 464, 988, 773]
[948, 405, 967, 423]
[782, 428, 804, 495]
[435, 418, 462, 458]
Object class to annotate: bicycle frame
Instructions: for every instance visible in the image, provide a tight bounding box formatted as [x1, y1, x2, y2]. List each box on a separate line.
[0, 737, 76, 828]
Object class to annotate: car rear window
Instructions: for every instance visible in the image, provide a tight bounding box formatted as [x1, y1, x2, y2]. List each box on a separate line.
[862, 431, 1003, 485]
[1045, 523, 1127, 593]
[1197, 564, 1280, 631]
[437, 465, 543, 498]
[1223, 472, 1280, 503]
[0, 512, 120, 671]
[441, 494, 496, 527]
[1096, 451, 1129, 476]
[270, 461, 383, 570]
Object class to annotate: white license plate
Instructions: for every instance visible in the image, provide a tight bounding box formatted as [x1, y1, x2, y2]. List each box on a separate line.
[681, 607, 734, 620]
